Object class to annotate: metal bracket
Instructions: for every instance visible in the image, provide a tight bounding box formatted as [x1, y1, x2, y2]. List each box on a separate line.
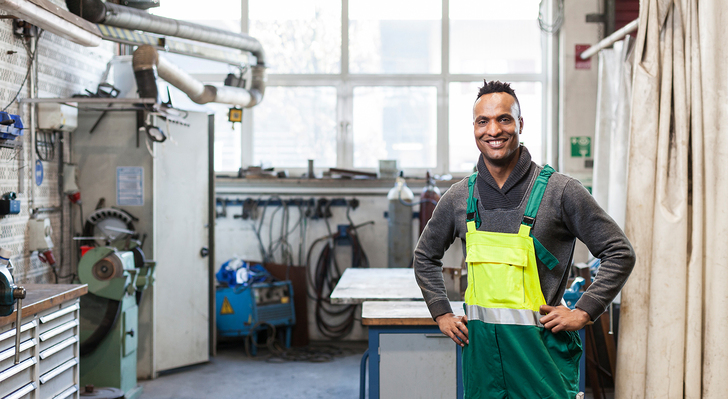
[586, 13, 605, 23]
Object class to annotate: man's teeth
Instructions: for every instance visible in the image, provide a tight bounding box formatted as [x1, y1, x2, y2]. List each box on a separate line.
[489, 140, 504, 145]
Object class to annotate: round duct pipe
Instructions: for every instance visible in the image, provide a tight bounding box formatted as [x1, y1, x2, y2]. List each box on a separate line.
[66, 0, 265, 66]
[133, 45, 265, 108]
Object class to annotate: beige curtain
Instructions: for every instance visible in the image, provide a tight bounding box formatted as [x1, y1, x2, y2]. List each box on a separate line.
[616, 0, 728, 397]
[592, 38, 634, 229]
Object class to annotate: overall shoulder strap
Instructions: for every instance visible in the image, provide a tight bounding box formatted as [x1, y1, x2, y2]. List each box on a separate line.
[522, 164, 555, 226]
[522, 165, 559, 270]
[466, 172, 480, 230]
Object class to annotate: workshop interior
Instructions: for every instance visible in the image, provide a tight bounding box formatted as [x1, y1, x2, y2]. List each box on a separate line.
[0, 0, 722, 398]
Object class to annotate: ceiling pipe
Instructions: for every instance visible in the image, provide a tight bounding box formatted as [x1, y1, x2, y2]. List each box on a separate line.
[0, 0, 102, 46]
[66, 0, 264, 66]
[133, 44, 265, 108]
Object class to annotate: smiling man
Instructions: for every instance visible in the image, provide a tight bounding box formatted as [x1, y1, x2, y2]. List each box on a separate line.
[414, 80, 635, 398]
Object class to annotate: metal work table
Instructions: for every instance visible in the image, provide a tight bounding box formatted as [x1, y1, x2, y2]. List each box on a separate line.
[0, 283, 87, 399]
[0, 284, 88, 327]
[329, 268, 423, 305]
[360, 300, 464, 399]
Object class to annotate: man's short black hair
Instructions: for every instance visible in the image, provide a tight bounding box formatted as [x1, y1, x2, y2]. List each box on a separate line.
[475, 80, 521, 118]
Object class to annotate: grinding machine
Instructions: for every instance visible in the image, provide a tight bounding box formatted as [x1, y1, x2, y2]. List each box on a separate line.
[78, 246, 154, 399]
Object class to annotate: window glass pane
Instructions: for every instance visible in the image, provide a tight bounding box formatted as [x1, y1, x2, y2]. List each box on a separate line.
[150, 0, 241, 32]
[349, 0, 441, 74]
[150, 1, 242, 75]
[253, 87, 337, 168]
[353, 87, 437, 168]
[450, 0, 542, 74]
[449, 81, 542, 172]
[211, 104, 242, 172]
[250, 0, 341, 74]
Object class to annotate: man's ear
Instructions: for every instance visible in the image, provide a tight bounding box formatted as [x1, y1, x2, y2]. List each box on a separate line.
[518, 117, 524, 134]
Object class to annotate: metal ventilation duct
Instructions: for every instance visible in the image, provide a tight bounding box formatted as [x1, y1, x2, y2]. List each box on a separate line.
[67, 0, 266, 107]
[66, 0, 264, 66]
[133, 45, 265, 108]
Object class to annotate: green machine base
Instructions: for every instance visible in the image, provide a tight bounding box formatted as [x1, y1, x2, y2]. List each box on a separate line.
[80, 294, 142, 398]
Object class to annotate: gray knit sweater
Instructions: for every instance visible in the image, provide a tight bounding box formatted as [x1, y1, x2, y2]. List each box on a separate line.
[414, 148, 636, 321]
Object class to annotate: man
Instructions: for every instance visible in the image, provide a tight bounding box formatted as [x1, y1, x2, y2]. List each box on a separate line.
[414, 81, 635, 398]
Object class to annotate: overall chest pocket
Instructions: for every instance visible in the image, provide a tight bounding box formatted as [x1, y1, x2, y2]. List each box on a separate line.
[465, 235, 531, 309]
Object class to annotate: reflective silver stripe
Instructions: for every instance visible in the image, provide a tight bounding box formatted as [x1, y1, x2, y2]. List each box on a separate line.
[465, 304, 544, 327]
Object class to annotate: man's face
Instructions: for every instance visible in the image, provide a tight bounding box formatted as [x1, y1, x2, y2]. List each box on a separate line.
[473, 92, 523, 167]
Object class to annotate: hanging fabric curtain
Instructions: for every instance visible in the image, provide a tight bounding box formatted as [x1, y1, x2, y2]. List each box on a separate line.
[616, 0, 728, 397]
[591, 38, 634, 228]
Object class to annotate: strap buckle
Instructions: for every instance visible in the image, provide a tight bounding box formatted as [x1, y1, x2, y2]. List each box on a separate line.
[522, 215, 535, 226]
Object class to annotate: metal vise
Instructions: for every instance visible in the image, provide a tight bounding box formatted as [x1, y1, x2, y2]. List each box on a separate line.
[0, 248, 26, 364]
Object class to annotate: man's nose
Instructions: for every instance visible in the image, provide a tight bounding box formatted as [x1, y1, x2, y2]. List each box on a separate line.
[485, 121, 501, 136]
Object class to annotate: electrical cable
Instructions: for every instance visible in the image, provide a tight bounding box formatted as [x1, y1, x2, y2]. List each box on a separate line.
[2, 30, 44, 112]
[305, 201, 372, 340]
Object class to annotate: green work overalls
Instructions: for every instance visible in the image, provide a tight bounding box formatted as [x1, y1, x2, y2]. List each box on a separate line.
[462, 165, 582, 399]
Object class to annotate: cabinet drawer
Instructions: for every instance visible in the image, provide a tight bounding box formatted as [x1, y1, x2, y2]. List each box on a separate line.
[39, 344, 75, 376]
[48, 385, 77, 399]
[38, 303, 79, 335]
[38, 360, 76, 399]
[0, 357, 37, 398]
[2, 382, 36, 399]
[0, 321, 37, 352]
[38, 321, 77, 351]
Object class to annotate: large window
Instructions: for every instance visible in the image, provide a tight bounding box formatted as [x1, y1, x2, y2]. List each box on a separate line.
[154, 0, 551, 174]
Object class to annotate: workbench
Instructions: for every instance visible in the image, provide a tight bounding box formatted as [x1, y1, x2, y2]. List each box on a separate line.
[329, 268, 423, 305]
[362, 301, 464, 399]
[0, 284, 87, 399]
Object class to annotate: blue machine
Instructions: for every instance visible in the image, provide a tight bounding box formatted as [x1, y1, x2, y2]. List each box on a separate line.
[216, 280, 295, 355]
[0, 112, 23, 140]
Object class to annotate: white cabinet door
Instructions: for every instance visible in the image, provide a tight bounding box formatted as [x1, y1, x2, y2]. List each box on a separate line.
[379, 333, 457, 399]
[153, 112, 210, 372]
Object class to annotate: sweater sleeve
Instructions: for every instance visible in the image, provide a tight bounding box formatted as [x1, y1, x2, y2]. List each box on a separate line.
[561, 179, 636, 320]
[414, 182, 463, 320]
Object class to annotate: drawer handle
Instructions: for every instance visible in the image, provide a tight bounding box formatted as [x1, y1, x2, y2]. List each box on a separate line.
[40, 358, 77, 385]
[52, 385, 78, 399]
[0, 339, 35, 362]
[40, 337, 78, 360]
[3, 382, 36, 399]
[40, 304, 79, 324]
[0, 357, 36, 383]
[39, 320, 78, 342]
[0, 321, 36, 343]
[424, 334, 449, 338]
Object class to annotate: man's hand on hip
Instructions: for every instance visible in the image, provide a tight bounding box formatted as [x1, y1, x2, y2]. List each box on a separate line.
[539, 305, 591, 333]
[435, 313, 469, 346]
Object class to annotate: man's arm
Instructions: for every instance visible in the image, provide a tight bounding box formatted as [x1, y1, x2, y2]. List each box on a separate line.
[560, 179, 637, 320]
[414, 182, 469, 344]
[414, 184, 461, 320]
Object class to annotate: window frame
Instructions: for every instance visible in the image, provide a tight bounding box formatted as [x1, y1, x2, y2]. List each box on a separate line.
[205, 0, 557, 176]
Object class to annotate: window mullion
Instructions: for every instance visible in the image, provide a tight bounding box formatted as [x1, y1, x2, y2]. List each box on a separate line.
[241, 0, 252, 168]
[340, 0, 353, 168]
[439, 0, 449, 174]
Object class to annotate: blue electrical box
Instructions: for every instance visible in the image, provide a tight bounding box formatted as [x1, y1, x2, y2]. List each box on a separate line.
[216, 281, 295, 354]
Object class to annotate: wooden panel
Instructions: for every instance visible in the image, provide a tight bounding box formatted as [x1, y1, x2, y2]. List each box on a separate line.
[0, 285, 87, 328]
[265, 263, 309, 347]
[362, 301, 464, 326]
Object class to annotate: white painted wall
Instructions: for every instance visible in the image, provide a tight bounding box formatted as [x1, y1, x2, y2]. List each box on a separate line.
[214, 181, 464, 341]
[559, 0, 602, 263]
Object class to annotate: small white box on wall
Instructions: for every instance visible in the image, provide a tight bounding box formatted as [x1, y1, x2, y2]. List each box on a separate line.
[38, 103, 78, 132]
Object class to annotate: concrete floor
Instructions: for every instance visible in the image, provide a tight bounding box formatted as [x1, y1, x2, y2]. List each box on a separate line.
[137, 340, 613, 399]
[138, 341, 368, 399]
